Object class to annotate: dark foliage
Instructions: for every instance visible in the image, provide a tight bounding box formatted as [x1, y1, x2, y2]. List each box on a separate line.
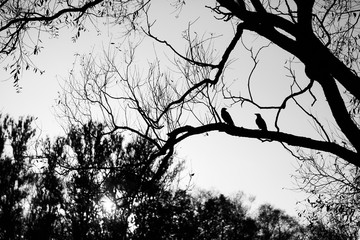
[0, 114, 352, 239]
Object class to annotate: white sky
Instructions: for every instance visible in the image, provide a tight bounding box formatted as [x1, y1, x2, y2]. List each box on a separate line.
[0, 0, 334, 217]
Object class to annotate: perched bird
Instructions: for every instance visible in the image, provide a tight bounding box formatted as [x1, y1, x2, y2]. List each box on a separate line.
[255, 113, 267, 131]
[221, 108, 235, 126]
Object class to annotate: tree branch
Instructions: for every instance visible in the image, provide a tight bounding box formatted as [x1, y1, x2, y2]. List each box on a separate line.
[164, 124, 359, 166]
[0, 0, 104, 33]
[317, 74, 360, 153]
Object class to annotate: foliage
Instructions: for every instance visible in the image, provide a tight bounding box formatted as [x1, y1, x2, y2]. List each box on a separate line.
[0, 114, 35, 240]
[256, 204, 302, 240]
[0, 114, 352, 239]
[132, 190, 198, 239]
[0, 114, 180, 239]
[196, 193, 257, 240]
[304, 220, 350, 240]
[25, 137, 65, 240]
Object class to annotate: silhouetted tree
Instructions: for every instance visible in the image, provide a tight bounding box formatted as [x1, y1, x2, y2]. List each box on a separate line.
[293, 150, 360, 237]
[0, 115, 184, 239]
[299, 192, 358, 240]
[196, 192, 258, 240]
[59, 122, 108, 240]
[0, 114, 352, 239]
[132, 190, 258, 240]
[132, 189, 198, 239]
[25, 137, 66, 240]
[256, 204, 302, 240]
[0, 114, 35, 240]
[304, 220, 350, 240]
[48, 121, 180, 239]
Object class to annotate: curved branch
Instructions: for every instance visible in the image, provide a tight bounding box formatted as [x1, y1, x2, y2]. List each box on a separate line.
[164, 124, 359, 166]
[274, 79, 314, 132]
[0, 0, 104, 33]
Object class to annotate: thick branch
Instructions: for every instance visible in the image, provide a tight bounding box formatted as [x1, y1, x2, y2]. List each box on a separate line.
[249, 0, 266, 13]
[217, 0, 297, 38]
[317, 74, 360, 153]
[240, 14, 299, 60]
[165, 124, 359, 166]
[298, 34, 360, 101]
[295, 0, 315, 30]
[217, 0, 360, 100]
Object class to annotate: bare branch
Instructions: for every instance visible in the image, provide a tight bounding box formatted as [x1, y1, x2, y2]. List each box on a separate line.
[164, 123, 359, 166]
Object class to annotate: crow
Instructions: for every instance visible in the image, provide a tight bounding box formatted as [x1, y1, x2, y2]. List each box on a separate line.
[221, 108, 235, 126]
[255, 113, 267, 131]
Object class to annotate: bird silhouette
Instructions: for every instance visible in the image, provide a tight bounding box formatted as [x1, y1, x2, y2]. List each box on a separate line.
[221, 108, 235, 126]
[255, 113, 267, 131]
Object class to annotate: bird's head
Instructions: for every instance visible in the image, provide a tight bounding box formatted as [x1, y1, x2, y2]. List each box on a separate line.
[255, 113, 260, 116]
[222, 108, 227, 111]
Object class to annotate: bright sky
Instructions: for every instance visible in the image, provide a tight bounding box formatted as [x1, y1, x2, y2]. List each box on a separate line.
[0, 0, 332, 217]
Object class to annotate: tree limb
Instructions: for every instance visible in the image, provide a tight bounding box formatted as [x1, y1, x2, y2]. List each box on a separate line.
[163, 124, 359, 166]
[0, 0, 104, 33]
